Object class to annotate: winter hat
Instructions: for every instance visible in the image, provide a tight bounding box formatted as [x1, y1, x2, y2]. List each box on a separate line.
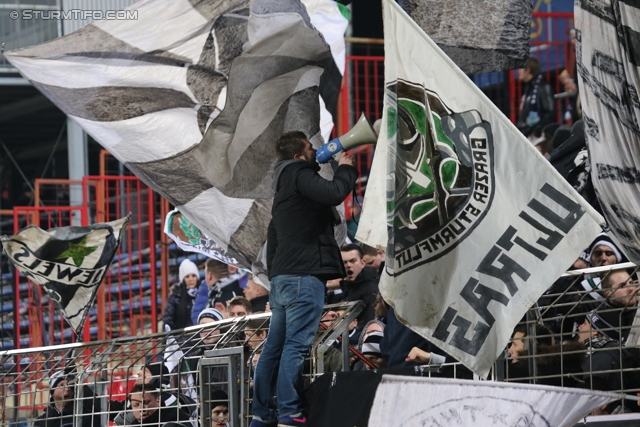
[589, 233, 623, 264]
[198, 308, 224, 324]
[210, 388, 228, 406]
[143, 362, 170, 387]
[179, 259, 199, 282]
[586, 309, 621, 341]
[49, 370, 68, 389]
[361, 331, 383, 357]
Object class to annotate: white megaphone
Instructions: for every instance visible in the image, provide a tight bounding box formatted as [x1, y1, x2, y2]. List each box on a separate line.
[316, 113, 377, 164]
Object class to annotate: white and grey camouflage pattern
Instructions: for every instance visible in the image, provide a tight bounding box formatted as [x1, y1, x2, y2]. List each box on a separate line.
[405, 0, 532, 74]
[5, 0, 347, 274]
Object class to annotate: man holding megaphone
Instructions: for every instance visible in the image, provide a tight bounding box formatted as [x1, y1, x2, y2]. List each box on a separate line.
[251, 131, 358, 427]
[316, 113, 378, 164]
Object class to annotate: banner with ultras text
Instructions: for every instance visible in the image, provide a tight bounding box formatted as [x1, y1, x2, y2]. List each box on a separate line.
[357, 0, 605, 376]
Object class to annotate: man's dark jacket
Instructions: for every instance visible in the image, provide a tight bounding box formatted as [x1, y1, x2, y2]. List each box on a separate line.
[582, 340, 640, 392]
[35, 385, 100, 427]
[340, 266, 379, 325]
[163, 281, 197, 330]
[267, 159, 358, 280]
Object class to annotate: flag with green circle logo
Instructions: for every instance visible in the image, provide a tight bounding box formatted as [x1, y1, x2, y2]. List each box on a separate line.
[356, 0, 605, 377]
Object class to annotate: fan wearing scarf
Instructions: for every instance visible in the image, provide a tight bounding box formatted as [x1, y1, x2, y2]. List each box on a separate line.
[516, 57, 555, 140]
[360, 331, 386, 370]
[164, 259, 202, 331]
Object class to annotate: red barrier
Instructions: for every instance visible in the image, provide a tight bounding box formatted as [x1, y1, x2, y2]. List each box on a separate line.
[9, 177, 161, 348]
[12, 206, 87, 348]
[84, 175, 159, 340]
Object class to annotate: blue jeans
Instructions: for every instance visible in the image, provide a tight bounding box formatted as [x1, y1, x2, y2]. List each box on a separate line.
[251, 274, 325, 422]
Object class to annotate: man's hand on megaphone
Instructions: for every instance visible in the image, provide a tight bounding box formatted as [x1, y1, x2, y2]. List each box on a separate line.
[338, 152, 355, 167]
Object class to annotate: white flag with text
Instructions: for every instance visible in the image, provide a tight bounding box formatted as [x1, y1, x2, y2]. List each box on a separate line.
[369, 376, 617, 427]
[357, 0, 605, 376]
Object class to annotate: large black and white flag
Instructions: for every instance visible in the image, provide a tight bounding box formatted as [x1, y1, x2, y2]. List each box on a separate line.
[356, 0, 604, 376]
[575, 0, 640, 262]
[0, 217, 129, 334]
[370, 376, 617, 427]
[401, 0, 532, 73]
[5, 0, 347, 274]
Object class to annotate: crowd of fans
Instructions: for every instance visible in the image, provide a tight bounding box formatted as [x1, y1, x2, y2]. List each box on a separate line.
[34, 224, 640, 427]
[31, 46, 640, 427]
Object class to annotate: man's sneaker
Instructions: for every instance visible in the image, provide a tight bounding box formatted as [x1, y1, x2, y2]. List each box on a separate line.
[278, 415, 308, 427]
[249, 418, 277, 427]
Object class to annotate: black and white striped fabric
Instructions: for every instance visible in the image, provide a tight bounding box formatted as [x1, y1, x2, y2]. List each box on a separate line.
[402, 0, 532, 73]
[5, 0, 346, 273]
[575, 0, 640, 262]
[0, 217, 129, 334]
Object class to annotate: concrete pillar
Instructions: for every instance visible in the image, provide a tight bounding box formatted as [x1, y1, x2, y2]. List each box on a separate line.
[67, 118, 87, 226]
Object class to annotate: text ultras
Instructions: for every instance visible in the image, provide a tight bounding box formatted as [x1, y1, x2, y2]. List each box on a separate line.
[433, 183, 586, 356]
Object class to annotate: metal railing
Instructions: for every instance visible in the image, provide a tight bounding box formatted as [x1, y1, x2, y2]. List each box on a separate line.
[497, 263, 640, 416]
[0, 301, 364, 427]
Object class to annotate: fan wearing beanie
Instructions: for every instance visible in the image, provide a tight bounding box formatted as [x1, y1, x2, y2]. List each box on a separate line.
[575, 233, 625, 312]
[588, 233, 625, 267]
[35, 368, 100, 427]
[573, 233, 627, 323]
[360, 331, 387, 369]
[163, 259, 201, 331]
[198, 308, 225, 345]
[538, 232, 628, 337]
[210, 389, 230, 427]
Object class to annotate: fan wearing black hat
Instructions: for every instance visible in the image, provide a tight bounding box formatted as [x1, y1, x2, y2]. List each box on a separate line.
[209, 389, 230, 427]
[578, 310, 640, 392]
[35, 368, 100, 427]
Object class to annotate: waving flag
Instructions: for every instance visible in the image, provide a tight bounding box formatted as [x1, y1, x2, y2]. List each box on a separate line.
[575, 0, 640, 262]
[1, 217, 129, 334]
[164, 208, 242, 268]
[356, 0, 604, 376]
[4, 0, 347, 273]
[370, 376, 617, 427]
[403, 0, 532, 73]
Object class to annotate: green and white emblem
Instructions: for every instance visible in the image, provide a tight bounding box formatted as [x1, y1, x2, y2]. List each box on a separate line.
[386, 80, 495, 275]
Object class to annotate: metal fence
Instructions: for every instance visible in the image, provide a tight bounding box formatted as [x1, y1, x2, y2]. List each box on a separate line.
[4, 264, 640, 426]
[499, 263, 640, 416]
[0, 301, 363, 427]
